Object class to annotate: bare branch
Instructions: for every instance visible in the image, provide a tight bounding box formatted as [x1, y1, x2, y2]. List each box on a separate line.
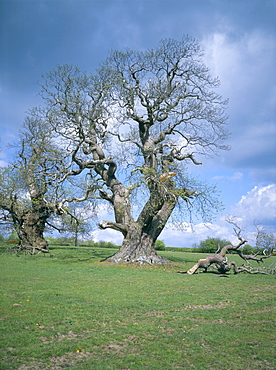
[99, 220, 128, 236]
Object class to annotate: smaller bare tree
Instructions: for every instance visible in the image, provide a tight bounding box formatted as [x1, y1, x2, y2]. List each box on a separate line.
[59, 202, 93, 247]
[0, 113, 96, 254]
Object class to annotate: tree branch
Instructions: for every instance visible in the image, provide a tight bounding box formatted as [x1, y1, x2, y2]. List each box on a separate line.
[99, 220, 128, 236]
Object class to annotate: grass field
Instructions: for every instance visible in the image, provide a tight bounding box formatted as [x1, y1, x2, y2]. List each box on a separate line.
[0, 245, 275, 369]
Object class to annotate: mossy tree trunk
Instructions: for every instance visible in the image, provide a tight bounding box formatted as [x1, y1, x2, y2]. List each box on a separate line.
[9, 199, 51, 253]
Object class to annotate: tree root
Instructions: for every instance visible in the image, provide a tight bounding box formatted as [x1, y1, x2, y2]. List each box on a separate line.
[103, 253, 169, 265]
[14, 244, 50, 255]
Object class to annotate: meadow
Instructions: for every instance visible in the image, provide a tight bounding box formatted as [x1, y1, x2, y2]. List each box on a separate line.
[0, 245, 275, 369]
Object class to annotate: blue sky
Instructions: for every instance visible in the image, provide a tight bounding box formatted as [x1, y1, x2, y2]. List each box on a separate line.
[1, 0, 275, 247]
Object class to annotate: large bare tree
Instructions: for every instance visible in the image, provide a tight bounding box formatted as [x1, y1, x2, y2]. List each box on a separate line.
[36, 36, 229, 263]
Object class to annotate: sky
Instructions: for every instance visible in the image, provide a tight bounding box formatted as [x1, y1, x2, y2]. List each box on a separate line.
[0, 0, 275, 247]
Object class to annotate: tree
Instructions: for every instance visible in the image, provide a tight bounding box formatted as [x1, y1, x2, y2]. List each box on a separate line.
[0, 114, 95, 253]
[37, 36, 229, 264]
[240, 244, 256, 255]
[195, 237, 231, 254]
[59, 202, 93, 247]
[0, 117, 60, 252]
[186, 219, 275, 275]
[155, 240, 166, 251]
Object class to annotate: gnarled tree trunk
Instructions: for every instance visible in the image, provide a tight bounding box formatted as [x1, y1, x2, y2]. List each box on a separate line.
[15, 210, 49, 253]
[103, 222, 168, 264]
[99, 177, 178, 264]
[11, 206, 50, 253]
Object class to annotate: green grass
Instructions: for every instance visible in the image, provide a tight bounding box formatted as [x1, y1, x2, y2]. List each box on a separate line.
[0, 245, 275, 369]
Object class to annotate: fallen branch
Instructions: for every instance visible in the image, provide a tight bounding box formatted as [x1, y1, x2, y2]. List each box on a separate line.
[186, 220, 275, 275]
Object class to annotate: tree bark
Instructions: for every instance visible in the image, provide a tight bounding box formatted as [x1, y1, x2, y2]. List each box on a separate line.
[103, 222, 168, 264]
[100, 182, 177, 264]
[13, 208, 50, 253]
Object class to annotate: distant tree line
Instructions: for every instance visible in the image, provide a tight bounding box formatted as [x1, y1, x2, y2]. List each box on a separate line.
[0, 233, 164, 250]
[192, 237, 262, 255]
[0, 232, 119, 249]
[0, 232, 263, 255]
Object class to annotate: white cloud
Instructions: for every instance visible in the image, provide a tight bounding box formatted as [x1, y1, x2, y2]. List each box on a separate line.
[202, 30, 275, 98]
[159, 221, 237, 249]
[160, 184, 276, 248]
[90, 228, 123, 245]
[229, 172, 243, 181]
[0, 160, 8, 168]
[88, 203, 123, 244]
[249, 167, 276, 183]
[95, 203, 113, 219]
[0, 140, 12, 167]
[212, 171, 243, 181]
[231, 184, 276, 225]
